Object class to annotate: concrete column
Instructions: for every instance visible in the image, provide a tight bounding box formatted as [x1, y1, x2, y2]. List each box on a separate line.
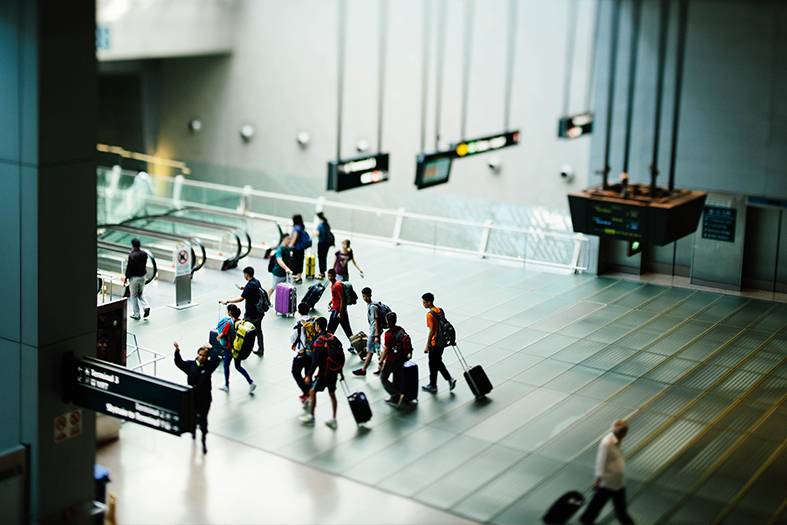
[0, 0, 97, 523]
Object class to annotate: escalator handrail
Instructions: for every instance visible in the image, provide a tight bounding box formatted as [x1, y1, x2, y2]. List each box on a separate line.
[96, 241, 158, 284]
[176, 205, 283, 252]
[98, 224, 206, 274]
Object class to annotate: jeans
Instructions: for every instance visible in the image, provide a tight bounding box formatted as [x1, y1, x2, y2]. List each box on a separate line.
[327, 310, 353, 341]
[223, 351, 253, 386]
[317, 242, 331, 274]
[428, 345, 452, 386]
[243, 315, 264, 354]
[580, 487, 634, 525]
[128, 275, 149, 317]
[292, 353, 312, 395]
[381, 358, 404, 398]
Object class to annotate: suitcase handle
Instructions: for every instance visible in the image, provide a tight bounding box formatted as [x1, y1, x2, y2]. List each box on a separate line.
[339, 377, 352, 399]
[452, 344, 482, 398]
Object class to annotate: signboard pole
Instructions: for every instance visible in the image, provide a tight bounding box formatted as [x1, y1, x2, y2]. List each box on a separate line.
[169, 242, 198, 310]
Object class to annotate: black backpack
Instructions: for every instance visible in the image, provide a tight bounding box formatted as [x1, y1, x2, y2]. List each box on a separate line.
[324, 334, 345, 373]
[255, 282, 271, 314]
[340, 281, 358, 306]
[374, 302, 392, 328]
[268, 252, 277, 273]
[430, 308, 456, 347]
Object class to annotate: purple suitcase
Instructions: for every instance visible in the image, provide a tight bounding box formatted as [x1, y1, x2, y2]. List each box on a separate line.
[275, 280, 297, 317]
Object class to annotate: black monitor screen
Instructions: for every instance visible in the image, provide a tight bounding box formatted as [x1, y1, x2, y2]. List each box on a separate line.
[415, 151, 453, 189]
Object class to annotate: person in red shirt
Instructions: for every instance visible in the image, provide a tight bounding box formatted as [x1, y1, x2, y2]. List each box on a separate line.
[379, 311, 410, 408]
[326, 269, 354, 344]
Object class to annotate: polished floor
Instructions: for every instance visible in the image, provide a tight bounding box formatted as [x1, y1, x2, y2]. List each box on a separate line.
[99, 238, 787, 524]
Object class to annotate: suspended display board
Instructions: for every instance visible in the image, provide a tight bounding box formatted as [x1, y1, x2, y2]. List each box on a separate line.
[453, 130, 520, 158]
[558, 112, 594, 139]
[327, 153, 390, 192]
[415, 150, 454, 189]
[63, 355, 195, 436]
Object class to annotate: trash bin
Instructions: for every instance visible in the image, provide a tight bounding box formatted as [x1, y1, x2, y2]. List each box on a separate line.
[94, 464, 110, 525]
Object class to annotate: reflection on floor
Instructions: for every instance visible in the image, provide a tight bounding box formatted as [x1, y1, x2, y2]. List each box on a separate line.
[100, 239, 787, 525]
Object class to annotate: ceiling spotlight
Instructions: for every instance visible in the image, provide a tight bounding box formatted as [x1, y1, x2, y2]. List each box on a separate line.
[188, 119, 202, 133]
[356, 139, 370, 153]
[240, 124, 255, 142]
[297, 131, 311, 147]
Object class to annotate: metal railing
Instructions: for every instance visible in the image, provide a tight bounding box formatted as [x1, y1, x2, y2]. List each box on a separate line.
[126, 332, 166, 376]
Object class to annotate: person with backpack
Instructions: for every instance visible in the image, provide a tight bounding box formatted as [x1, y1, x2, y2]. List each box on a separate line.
[379, 311, 411, 408]
[332, 239, 364, 282]
[173, 342, 221, 454]
[268, 234, 293, 301]
[315, 211, 334, 280]
[290, 214, 312, 284]
[217, 304, 257, 395]
[221, 266, 270, 356]
[301, 317, 345, 429]
[421, 292, 457, 394]
[352, 287, 389, 376]
[290, 302, 318, 407]
[326, 269, 354, 345]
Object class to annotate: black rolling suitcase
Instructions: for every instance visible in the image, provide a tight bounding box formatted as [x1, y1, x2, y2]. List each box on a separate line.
[209, 329, 225, 357]
[303, 282, 326, 310]
[399, 360, 419, 402]
[542, 491, 585, 524]
[453, 344, 493, 398]
[341, 378, 372, 425]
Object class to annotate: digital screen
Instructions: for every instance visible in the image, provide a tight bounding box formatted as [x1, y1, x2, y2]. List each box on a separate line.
[702, 206, 736, 243]
[589, 202, 646, 241]
[327, 153, 390, 192]
[415, 151, 454, 189]
[453, 130, 520, 158]
[558, 112, 594, 139]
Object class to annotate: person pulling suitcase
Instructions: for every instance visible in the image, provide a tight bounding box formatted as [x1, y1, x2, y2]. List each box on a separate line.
[379, 311, 413, 408]
[421, 293, 457, 394]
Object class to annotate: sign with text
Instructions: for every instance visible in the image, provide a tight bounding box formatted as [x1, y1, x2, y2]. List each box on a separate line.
[453, 131, 520, 158]
[415, 150, 454, 189]
[558, 112, 594, 139]
[588, 201, 647, 241]
[63, 355, 194, 436]
[702, 206, 736, 243]
[327, 153, 390, 192]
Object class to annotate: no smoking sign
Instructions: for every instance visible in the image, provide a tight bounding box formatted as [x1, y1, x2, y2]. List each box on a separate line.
[54, 409, 83, 443]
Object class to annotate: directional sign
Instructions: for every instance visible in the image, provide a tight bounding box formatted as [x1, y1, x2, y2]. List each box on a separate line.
[558, 112, 594, 139]
[64, 355, 194, 436]
[415, 150, 454, 189]
[327, 153, 390, 192]
[453, 131, 520, 158]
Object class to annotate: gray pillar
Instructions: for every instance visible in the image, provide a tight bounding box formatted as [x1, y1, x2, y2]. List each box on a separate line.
[0, 1, 97, 523]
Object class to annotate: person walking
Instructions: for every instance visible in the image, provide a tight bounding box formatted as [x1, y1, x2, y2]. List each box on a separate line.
[579, 420, 635, 525]
[221, 266, 268, 356]
[125, 238, 150, 320]
[315, 211, 334, 280]
[379, 311, 410, 408]
[332, 239, 364, 282]
[268, 234, 293, 300]
[290, 302, 318, 407]
[352, 287, 385, 376]
[326, 269, 353, 344]
[173, 342, 221, 454]
[301, 317, 344, 429]
[216, 305, 257, 395]
[290, 214, 311, 284]
[421, 292, 456, 394]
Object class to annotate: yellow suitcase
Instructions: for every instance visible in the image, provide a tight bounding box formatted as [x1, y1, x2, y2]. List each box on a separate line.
[305, 254, 315, 279]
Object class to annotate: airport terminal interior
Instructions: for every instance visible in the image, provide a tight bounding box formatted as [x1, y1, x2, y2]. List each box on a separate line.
[3, 0, 787, 524]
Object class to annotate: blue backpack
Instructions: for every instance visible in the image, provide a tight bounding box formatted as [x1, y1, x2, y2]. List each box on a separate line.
[217, 317, 234, 350]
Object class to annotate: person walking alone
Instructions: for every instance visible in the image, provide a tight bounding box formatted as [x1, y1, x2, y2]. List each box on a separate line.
[290, 214, 311, 284]
[332, 239, 364, 282]
[173, 342, 221, 454]
[125, 238, 150, 320]
[421, 292, 456, 394]
[315, 211, 334, 280]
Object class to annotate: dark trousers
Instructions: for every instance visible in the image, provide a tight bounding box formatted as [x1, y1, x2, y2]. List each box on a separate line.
[291, 248, 305, 274]
[195, 401, 211, 435]
[381, 358, 404, 398]
[580, 488, 634, 525]
[327, 310, 353, 341]
[244, 315, 264, 354]
[317, 242, 331, 274]
[428, 345, 452, 386]
[224, 351, 252, 386]
[292, 353, 312, 395]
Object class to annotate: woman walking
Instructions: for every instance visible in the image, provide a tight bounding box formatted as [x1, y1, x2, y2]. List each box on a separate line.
[332, 239, 364, 282]
[315, 211, 334, 280]
[290, 214, 311, 284]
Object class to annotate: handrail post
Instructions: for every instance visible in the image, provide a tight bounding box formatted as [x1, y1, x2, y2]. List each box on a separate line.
[240, 185, 253, 213]
[479, 219, 493, 258]
[571, 237, 583, 274]
[392, 207, 406, 245]
[173, 174, 184, 207]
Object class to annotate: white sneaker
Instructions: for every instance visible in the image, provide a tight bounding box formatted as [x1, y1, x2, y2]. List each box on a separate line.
[249, 382, 257, 394]
[325, 419, 338, 430]
[218, 385, 229, 392]
[300, 414, 315, 424]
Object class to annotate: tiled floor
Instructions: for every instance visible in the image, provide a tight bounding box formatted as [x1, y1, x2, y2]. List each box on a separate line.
[100, 238, 787, 525]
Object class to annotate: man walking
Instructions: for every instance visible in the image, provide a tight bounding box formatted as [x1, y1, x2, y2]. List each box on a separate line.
[125, 238, 150, 320]
[580, 420, 635, 525]
[290, 302, 317, 407]
[353, 287, 385, 376]
[269, 234, 293, 300]
[173, 342, 221, 454]
[221, 266, 267, 356]
[379, 311, 410, 408]
[326, 269, 353, 344]
[301, 317, 344, 429]
[421, 292, 456, 393]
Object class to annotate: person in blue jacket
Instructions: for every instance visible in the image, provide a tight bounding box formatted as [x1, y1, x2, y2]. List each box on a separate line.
[174, 342, 221, 454]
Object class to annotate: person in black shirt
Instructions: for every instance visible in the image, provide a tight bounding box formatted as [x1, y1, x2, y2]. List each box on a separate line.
[125, 238, 150, 320]
[174, 342, 221, 454]
[221, 266, 267, 356]
[300, 317, 344, 429]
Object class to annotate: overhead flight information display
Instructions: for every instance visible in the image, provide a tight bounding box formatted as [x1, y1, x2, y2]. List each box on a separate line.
[558, 112, 594, 139]
[327, 153, 390, 192]
[453, 130, 520, 158]
[415, 150, 454, 189]
[63, 355, 195, 436]
[588, 202, 646, 241]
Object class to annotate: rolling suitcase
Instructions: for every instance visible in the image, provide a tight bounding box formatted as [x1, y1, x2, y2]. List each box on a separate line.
[542, 491, 585, 524]
[350, 331, 368, 359]
[341, 378, 372, 425]
[399, 360, 419, 402]
[305, 253, 316, 279]
[275, 276, 297, 317]
[303, 282, 325, 310]
[209, 329, 225, 358]
[453, 344, 493, 398]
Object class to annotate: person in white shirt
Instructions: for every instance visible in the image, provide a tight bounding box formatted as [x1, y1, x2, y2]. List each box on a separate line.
[580, 420, 634, 525]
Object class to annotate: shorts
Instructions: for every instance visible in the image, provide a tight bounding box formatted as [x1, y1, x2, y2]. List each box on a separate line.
[272, 274, 286, 288]
[311, 373, 338, 393]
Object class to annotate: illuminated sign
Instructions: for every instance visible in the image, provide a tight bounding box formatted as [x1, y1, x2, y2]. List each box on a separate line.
[588, 202, 647, 241]
[415, 150, 454, 189]
[453, 131, 520, 158]
[702, 207, 736, 243]
[558, 112, 594, 139]
[63, 355, 195, 436]
[327, 153, 390, 192]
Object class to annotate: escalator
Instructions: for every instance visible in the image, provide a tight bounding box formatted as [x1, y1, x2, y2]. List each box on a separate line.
[97, 243, 157, 300]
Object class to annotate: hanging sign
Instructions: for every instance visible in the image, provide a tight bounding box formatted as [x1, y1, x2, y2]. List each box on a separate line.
[453, 130, 520, 158]
[327, 153, 390, 192]
[415, 150, 454, 189]
[558, 112, 594, 139]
